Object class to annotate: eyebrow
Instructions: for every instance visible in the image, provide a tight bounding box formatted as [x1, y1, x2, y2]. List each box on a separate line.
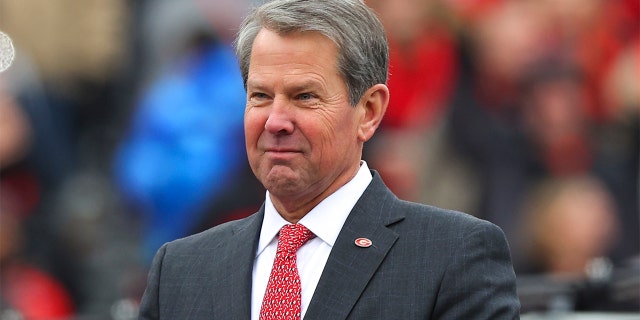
[287, 80, 322, 94]
[246, 78, 325, 94]
[245, 78, 267, 91]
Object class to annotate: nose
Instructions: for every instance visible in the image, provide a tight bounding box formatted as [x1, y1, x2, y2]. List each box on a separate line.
[264, 98, 294, 135]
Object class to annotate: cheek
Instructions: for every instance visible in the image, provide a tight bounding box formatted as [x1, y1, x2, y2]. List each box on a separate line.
[328, 110, 358, 142]
[244, 110, 265, 149]
[310, 112, 341, 143]
[315, 112, 358, 154]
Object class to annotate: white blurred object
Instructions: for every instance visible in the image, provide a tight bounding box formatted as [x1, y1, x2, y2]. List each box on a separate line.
[0, 31, 15, 73]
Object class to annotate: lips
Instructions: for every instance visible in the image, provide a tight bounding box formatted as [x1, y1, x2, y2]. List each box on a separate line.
[265, 147, 301, 153]
[263, 146, 304, 162]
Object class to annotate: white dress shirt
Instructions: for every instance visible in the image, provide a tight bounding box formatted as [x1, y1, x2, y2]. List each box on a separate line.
[251, 161, 373, 320]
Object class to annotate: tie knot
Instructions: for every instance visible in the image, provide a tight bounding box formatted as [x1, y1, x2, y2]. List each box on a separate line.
[278, 224, 315, 253]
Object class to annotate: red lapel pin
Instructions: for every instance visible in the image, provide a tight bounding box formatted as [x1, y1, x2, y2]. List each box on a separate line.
[354, 237, 372, 248]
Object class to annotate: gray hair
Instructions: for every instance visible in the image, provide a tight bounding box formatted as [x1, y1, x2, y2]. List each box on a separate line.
[234, 0, 388, 106]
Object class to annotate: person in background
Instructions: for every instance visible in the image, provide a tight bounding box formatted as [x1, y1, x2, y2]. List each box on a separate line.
[138, 0, 520, 319]
[518, 176, 620, 277]
[363, 0, 477, 216]
[0, 77, 75, 318]
[113, 0, 253, 263]
[113, 33, 248, 263]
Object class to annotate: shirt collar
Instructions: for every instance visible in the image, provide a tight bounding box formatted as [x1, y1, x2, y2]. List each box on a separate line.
[256, 161, 373, 256]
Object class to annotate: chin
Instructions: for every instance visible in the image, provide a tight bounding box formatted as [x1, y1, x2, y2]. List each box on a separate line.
[261, 167, 303, 192]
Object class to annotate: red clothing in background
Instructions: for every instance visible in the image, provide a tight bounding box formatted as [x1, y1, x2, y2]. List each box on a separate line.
[2, 263, 75, 319]
[383, 28, 458, 129]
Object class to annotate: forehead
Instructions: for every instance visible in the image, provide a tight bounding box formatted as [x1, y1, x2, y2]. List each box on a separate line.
[248, 29, 340, 81]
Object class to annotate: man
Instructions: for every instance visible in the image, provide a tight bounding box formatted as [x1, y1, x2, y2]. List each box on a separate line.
[138, 0, 521, 319]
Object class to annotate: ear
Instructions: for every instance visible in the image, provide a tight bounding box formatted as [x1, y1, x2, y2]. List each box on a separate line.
[357, 83, 389, 142]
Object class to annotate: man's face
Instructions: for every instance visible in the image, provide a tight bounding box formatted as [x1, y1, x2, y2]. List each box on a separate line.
[244, 28, 365, 208]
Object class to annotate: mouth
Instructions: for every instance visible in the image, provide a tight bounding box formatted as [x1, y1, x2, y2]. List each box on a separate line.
[264, 146, 302, 153]
[263, 147, 303, 160]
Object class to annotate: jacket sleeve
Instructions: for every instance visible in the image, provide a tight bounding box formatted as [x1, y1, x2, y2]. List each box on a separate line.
[138, 244, 168, 320]
[432, 220, 521, 319]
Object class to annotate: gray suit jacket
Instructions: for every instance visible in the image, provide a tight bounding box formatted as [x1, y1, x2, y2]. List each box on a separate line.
[139, 171, 520, 319]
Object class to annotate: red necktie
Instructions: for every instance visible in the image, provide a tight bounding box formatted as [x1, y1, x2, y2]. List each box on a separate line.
[259, 224, 315, 320]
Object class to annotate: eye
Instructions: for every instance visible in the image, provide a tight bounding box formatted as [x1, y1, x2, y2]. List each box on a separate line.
[297, 93, 314, 101]
[249, 92, 271, 105]
[251, 92, 270, 100]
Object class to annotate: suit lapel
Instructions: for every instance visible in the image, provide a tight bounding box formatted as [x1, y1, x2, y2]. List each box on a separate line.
[305, 172, 404, 320]
[217, 207, 264, 320]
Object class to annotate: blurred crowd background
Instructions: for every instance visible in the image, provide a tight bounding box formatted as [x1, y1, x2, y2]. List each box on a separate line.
[0, 0, 638, 318]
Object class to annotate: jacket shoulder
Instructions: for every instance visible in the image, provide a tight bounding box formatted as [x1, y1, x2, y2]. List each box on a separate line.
[163, 213, 259, 254]
[396, 198, 499, 232]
